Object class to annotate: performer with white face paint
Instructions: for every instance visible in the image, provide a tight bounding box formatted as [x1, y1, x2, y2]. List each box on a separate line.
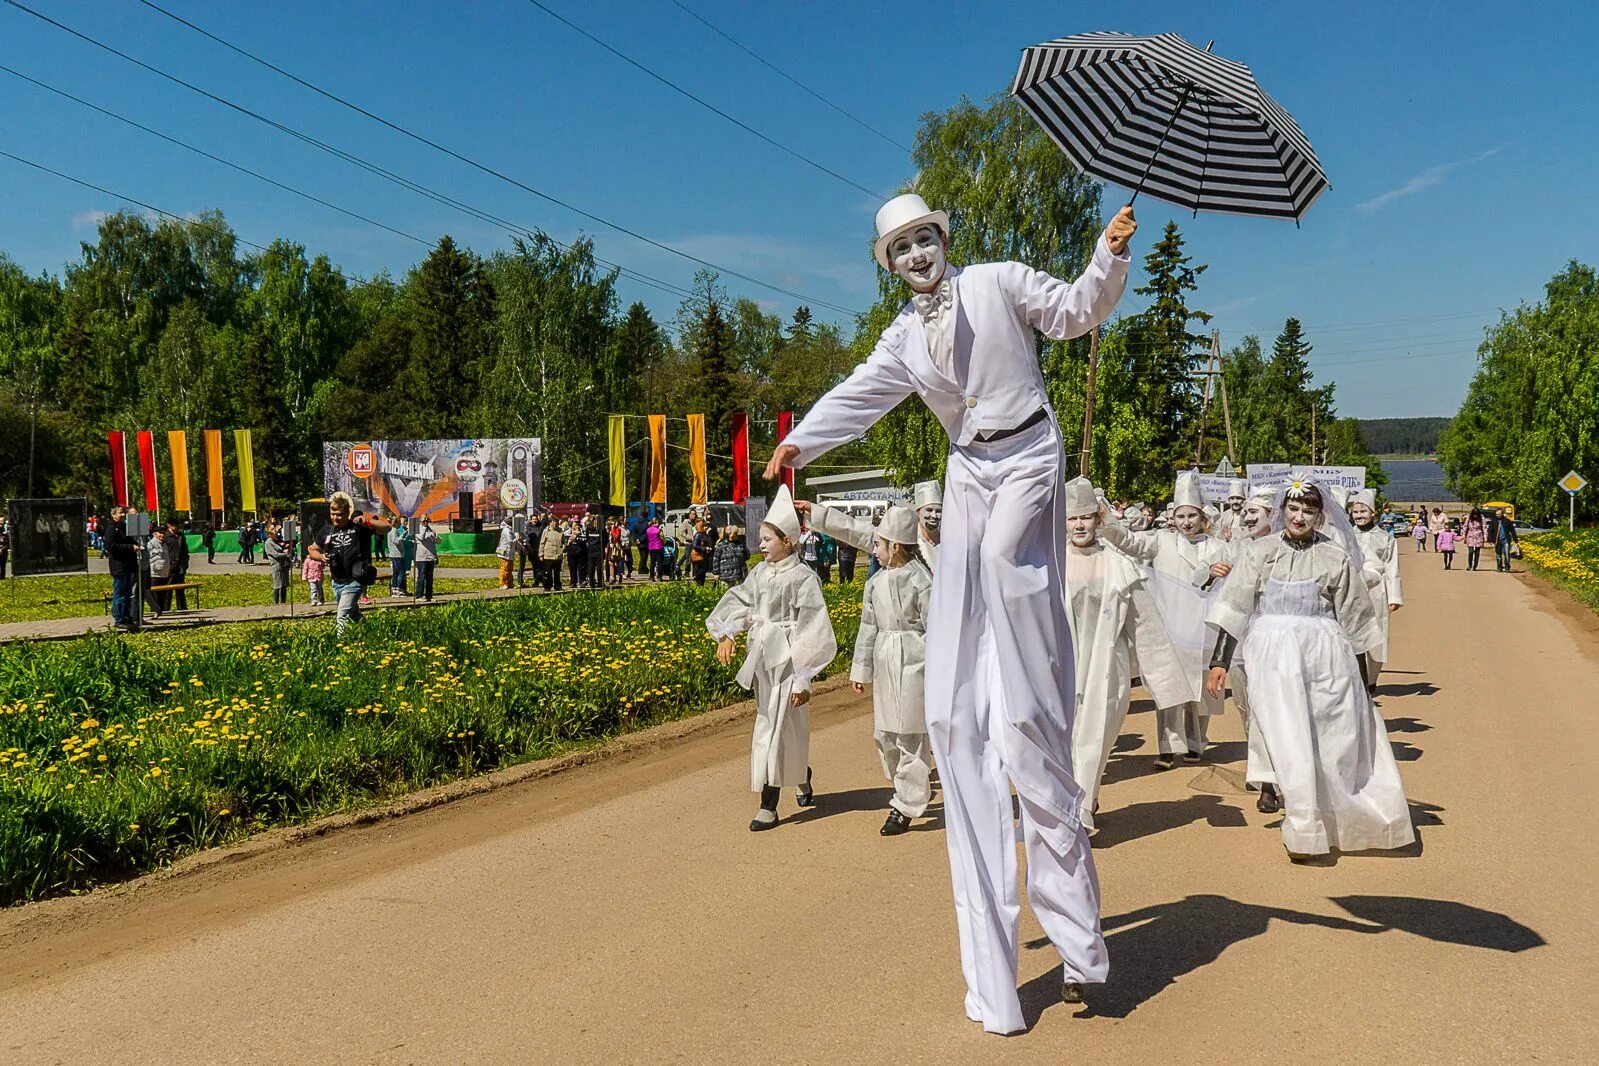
[797, 479, 942, 571]
[1060, 478, 1196, 834]
[1347, 488, 1402, 695]
[766, 192, 1137, 1028]
[1225, 484, 1283, 812]
[1206, 480, 1415, 860]
[1218, 478, 1249, 541]
[850, 504, 935, 836]
[707, 485, 838, 832]
[1100, 471, 1232, 767]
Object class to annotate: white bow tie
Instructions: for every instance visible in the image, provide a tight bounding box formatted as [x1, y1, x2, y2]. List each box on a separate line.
[911, 277, 953, 320]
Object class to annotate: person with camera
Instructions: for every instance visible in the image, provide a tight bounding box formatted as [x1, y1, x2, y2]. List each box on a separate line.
[306, 492, 392, 634]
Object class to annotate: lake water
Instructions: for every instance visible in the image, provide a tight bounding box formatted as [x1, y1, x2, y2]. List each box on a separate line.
[1382, 459, 1457, 504]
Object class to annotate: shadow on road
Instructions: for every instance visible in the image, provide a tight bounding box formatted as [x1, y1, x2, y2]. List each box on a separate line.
[1385, 716, 1432, 733]
[1091, 794, 1247, 849]
[1016, 893, 1542, 1025]
[1379, 681, 1440, 698]
[1391, 740, 1425, 762]
[787, 786, 893, 825]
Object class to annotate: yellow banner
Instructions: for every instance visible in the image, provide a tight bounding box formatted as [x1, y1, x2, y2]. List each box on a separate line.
[167, 430, 191, 512]
[608, 416, 627, 507]
[648, 415, 666, 504]
[687, 414, 707, 505]
[234, 428, 257, 513]
[204, 429, 224, 513]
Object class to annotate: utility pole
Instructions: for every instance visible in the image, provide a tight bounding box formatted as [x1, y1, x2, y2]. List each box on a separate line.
[1079, 325, 1099, 478]
[1309, 403, 1317, 465]
[1192, 330, 1221, 468]
[1217, 344, 1236, 464]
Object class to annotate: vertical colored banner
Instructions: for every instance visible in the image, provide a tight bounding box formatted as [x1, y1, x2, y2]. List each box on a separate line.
[776, 410, 794, 493]
[204, 429, 225, 515]
[607, 416, 627, 507]
[687, 414, 707, 505]
[168, 430, 191, 512]
[107, 430, 129, 508]
[730, 412, 749, 505]
[234, 428, 257, 514]
[647, 415, 667, 504]
[136, 430, 160, 515]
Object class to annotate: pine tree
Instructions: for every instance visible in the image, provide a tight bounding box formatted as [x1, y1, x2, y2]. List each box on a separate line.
[401, 236, 495, 438]
[1130, 221, 1211, 474]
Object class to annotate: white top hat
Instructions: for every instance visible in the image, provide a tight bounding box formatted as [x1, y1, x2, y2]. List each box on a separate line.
[1350, 488, 1377, 510]
[1063, 476, 1099, 518]
[1173, 470, 1206, 510]
[874, 194, 950, 272]
[877, 504, 920, 546]
[913, 479, 943, 511]
[764, 484, 802, 543]
[1226, 478, 1248, 499]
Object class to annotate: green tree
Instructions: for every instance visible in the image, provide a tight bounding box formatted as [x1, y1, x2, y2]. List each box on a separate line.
[1127, 221, 1211, 475]
[400, 236, 495, 438]
[0, 256, 63, 497]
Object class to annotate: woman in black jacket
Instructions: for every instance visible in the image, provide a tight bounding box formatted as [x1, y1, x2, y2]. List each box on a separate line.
[690, 520, 716, 585]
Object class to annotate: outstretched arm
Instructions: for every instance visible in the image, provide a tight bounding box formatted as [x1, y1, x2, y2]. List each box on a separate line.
[765, 322, 916, 478]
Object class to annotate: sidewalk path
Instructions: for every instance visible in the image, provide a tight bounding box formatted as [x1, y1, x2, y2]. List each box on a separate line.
[1, 541, 1594, 1062]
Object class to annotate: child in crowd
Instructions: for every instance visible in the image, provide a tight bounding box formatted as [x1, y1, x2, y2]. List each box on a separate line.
[302, 550, 326, 606]
[849, 505, 933, 836]
[1412, 514, 1428, 552]
[707, 486, 837, 832]
[1436, 524, 1458, 569]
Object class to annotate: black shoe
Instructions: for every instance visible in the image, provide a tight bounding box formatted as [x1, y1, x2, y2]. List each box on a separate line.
[1062, 981, 1086, 1005]
[881, 810, 912, 836]
[1256, 783, 1281, 814]
[749, 809, 779, 832]
[795, 767, 815, 808]
[1153, 755, 1175, 771]
[1182, 750, 1203, 764]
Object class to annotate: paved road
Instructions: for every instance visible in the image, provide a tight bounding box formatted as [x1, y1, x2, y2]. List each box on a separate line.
[2, 541, 1595, 1063]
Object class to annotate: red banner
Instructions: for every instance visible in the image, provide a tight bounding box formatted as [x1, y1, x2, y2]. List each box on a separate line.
[136, 430, 160, 514]
[776, 410, 794, 493]
[730, 412, 749, 505]
[107, 431, 129, 508]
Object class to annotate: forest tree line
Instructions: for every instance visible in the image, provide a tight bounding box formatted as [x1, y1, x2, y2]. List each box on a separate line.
[1, 94, 1381, 514]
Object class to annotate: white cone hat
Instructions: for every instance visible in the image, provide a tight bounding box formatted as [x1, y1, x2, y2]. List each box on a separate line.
[1330, 484, 1352, 509]
[877, 504, 921, 546]
[1350, 488, 1377, 510]
[765, 483, 802, 543]
[1063, 476, 1099, 518]
[874, 194, 950, 272]
[913, 479, 943, 511]
[1173, 470, 1206, 510]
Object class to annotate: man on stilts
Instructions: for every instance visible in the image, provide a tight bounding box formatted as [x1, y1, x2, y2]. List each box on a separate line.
[766, 192, 1135, 1032]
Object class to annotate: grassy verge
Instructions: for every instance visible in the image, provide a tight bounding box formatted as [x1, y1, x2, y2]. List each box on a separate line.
[0, 580, 864, 903]
[1519, 530, 1599, 613]
[0, 573, 502, 624]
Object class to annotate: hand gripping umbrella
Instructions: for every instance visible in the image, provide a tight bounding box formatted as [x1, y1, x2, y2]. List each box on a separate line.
[1012, 31, 1328, 222]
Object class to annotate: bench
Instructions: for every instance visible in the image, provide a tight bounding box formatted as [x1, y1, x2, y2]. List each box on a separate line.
[147, 582, 203, 610]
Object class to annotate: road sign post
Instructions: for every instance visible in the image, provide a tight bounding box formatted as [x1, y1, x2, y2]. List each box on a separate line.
[1558, 470, 1587, 531]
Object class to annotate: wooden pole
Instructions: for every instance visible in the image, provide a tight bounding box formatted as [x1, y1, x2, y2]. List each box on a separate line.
[1310, 403, 1317, 465]
[1216, 333, 1236, 463]
[1079, 325, 1100, 478]
[1193, 337, 1216, 468]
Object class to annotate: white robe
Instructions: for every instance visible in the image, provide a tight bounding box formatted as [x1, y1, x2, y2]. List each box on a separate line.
[851, 559, 934, 817]
[782, 237, 1129, 1035]
[809, 504, 939, 571]
[1102, 526, 1231, 754]
[1064, 543, 1197, 831]
[707, 554, 838, 791]
[1209, 535, 1415, 855]
[1353, 523, 1403, 672]
[1221, 530, 1277, 787]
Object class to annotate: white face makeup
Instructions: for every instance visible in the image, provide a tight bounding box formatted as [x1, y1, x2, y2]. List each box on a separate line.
[1173, 505, 1207, 537]
[918, 503, 942, 535]
[1066, 511, 1101, 548]
[1243, 502, 1273, 536]
[1227, 495, 1245, 513]
[759, 523, 792, 561]
[1283, 497, 1323, 539]
[1349, 502, 1375, 527]
[890, 224, 948, 293]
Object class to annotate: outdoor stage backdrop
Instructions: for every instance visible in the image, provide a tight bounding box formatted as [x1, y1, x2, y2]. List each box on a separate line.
[321, 439, 542, 521]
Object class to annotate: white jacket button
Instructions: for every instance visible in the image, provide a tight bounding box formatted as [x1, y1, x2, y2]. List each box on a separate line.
[965, 396, 978, 409]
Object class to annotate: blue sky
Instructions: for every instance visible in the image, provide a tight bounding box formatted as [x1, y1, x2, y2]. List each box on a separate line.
[4, 0, 1596, 418]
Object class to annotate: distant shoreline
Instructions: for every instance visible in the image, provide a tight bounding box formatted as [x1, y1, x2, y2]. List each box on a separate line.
[1376, 454, 1439, 461]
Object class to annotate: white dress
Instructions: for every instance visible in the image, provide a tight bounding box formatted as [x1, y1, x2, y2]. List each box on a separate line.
[707, 554, 838, 791]
[1064, 543, 1197, 831]
[851, 559, 934, 817]
[1209, 535, 1415, 855]
[1102, 526, 1230, 755]
[1352, 523, 1403, 675]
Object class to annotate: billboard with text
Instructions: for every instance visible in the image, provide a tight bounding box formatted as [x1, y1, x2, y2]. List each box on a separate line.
[321, 439, 541, 521]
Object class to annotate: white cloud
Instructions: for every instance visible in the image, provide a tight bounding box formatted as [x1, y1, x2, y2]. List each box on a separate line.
[1354, 148, 1502, 214]
[70, 209, 109, 230]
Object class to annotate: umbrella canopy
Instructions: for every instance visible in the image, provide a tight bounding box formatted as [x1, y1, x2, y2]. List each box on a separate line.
[1012, 31, 1328, 221]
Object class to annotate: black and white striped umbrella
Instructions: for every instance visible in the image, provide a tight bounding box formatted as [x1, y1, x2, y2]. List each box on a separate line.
[1012, 31, 1328, 221]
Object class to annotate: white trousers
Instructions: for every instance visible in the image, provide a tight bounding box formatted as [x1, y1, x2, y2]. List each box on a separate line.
[925, 420, 1106, 1036]
[1229, 664, 1277, 786]
[1156, 702, 1210, 757]
[875, 730, 932, 818]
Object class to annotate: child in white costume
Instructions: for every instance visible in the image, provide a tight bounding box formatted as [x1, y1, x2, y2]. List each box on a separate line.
[1206, 480, 1415, 860]
[1347, 488, 1403, 694]
[1100, 470, 1231, 766]
[800, 479, 941, 572]
[849, 505, 935, 836]
[707, 485, 838, 832]
[1061, 478, 1196, 834]
[1224, 484, 1283, 812]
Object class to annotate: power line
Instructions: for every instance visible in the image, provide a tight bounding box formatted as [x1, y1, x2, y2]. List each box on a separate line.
[520, 0, 888, 200]
[666, 0, 912, 154]
[6, 0, 861, 317]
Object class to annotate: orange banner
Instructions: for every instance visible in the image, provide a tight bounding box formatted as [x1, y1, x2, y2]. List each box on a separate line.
[167, 430, 191, 512]
[648, 415, 667, 504]
[204, 429, 224, 513]
[687, 414, 707, 505]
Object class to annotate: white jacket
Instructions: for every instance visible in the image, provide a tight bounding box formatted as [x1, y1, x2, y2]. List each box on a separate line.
[784, 238, 1129, 465]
